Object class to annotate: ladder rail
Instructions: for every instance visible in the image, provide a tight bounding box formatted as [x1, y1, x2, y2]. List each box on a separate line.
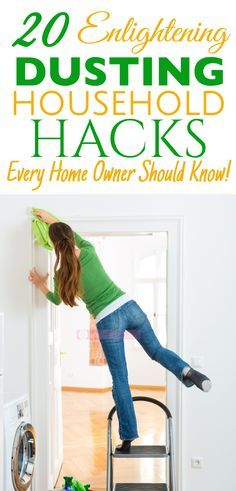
[108, 396, 172, 421]
[106, 396, 176, 491]
[107, 418, 113, 491]
[168, 418, 177, 491]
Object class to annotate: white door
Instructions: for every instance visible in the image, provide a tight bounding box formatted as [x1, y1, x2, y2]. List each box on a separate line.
[30, 244, 63, 491]
[49, 253, 63, 487]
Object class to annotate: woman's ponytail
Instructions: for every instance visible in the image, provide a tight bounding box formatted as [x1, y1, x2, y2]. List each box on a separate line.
[49, 222, 83, 307]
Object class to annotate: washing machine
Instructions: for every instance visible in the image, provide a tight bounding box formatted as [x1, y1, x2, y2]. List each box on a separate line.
[4, 396, 36, 491]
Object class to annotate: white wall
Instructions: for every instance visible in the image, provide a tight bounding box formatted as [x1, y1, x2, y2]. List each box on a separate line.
[60, 300, 110, 389]
[0, 207, 31, 403]
[0, 195, 235, 491]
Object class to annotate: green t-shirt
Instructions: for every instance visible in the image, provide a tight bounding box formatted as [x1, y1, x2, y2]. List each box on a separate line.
[46, 231, 125, 317]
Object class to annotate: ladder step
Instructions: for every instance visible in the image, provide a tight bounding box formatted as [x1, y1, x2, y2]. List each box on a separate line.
[113, 445, 168, 458]
[114, 484, 168, 491]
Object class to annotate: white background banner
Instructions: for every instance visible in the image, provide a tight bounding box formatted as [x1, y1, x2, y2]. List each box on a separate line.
[0, 0, 235, 194]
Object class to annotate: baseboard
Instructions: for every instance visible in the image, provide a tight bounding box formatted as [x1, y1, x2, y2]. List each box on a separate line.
[62, 386, 112, 393]
[62, 385, 166, 393]
[131, 384, 166, 391]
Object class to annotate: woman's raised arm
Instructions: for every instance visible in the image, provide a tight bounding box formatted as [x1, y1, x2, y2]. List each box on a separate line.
[32, 209, 59, 225]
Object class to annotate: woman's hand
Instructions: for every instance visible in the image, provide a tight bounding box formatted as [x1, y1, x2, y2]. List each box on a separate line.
[32, 209, 58, 225]
[28, 268, 49, 287]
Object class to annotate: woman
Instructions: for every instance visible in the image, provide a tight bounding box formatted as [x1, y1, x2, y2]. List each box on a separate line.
[29, 209, 212, 452]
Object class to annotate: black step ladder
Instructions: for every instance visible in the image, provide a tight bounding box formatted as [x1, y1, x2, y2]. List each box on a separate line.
[106, 396, 177, 491]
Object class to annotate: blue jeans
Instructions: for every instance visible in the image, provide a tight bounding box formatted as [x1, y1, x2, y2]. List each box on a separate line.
[96, 300, 190, 440]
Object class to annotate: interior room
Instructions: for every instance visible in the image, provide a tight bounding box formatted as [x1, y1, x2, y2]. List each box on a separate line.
[0, 194, 235, 491]
[56, 233, 168, 488]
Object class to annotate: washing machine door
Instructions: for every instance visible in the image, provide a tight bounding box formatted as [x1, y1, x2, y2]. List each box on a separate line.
[11, 422, 36, 491]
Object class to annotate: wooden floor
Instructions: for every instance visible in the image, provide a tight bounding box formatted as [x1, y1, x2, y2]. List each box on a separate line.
[56, 388, 166, 491]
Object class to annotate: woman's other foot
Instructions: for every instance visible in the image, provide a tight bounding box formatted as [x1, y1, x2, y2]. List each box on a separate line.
[183, 367, 212, 392]
[116, 439, 133, 452]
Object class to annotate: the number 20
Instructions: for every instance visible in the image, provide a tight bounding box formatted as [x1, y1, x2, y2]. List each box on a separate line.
[12, 12, 70, 47]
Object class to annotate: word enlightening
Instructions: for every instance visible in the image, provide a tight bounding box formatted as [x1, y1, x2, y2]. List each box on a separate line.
[78, 12, 230, 54]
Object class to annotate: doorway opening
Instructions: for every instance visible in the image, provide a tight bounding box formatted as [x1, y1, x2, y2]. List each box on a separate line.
[30, 217, 183, 491]
[54, 232, 168, 488]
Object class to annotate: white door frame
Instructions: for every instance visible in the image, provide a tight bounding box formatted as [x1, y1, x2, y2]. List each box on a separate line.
[30, 215, 184, 491]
